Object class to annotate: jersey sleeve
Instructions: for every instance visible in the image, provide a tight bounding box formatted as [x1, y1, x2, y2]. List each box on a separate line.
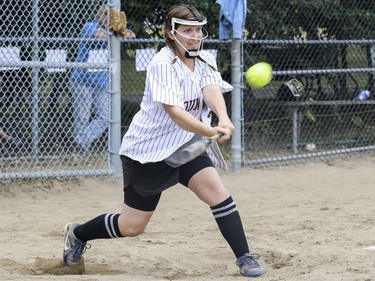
[199, 51, 233, 93]
[147, 62, 185, 108]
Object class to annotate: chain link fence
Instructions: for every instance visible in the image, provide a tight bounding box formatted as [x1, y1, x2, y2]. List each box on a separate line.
[122, 1, 375, 169]
[1, 1, 375, 181]
[240, 0, 375, 166]
[0, 1, 116, 180]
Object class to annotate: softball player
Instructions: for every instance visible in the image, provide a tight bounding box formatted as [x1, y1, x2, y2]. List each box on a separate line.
[63, 4, 266, 278]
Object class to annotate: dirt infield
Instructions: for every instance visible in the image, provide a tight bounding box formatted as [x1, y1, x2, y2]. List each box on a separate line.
[1, 154, 374, 281]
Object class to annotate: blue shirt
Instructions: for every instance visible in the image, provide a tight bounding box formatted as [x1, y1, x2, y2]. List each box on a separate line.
[216, 0, 247, 40]
[71, 20, 108, 88]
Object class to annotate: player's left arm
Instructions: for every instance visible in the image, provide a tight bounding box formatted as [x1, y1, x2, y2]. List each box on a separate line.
[164, 105, 217, 137]
[202, 84, 234, 141]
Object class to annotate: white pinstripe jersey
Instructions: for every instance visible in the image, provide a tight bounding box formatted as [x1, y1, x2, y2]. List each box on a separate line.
[119, 46, 233, 169]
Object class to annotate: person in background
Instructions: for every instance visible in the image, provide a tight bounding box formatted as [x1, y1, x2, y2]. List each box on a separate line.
[0, 46, 28, 155]
[0, 125, 22, 154]
[70, 4, 135, 153]
[63, 4, 266, 278]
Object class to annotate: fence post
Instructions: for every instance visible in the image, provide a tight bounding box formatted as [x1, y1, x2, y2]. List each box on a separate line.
[31, 0, 41, 157]
[231, 38, 242, 172]
[108, 0, 122, 178]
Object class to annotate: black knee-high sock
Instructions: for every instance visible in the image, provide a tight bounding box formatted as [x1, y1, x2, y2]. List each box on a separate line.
[211, 196, 250, 258]
[74, 213, 123, 242]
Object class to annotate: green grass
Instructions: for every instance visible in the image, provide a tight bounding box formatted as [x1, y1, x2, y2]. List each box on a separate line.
[121, 55, 146, 95]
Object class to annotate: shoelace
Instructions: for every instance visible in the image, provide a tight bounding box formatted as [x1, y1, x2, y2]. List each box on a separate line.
[72, 241, 91, 257]
[236, 253, 261, 266]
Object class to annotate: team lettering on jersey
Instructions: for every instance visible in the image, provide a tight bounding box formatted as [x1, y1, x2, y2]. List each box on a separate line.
[184, 98, 200, 112]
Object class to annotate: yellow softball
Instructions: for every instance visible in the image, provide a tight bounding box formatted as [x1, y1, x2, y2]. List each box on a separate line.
[245, 62, 273, 89]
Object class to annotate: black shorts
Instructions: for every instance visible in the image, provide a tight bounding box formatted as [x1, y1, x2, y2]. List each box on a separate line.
[120, 153, 213, 211]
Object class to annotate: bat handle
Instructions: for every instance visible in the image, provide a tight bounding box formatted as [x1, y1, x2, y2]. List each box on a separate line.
[212, 132, 224, 141]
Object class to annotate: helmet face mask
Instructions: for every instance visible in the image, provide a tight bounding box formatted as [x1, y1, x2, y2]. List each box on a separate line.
[170, 17, 208, 58]
[171, 17, 207, 30]
[277, 79, 305, 101]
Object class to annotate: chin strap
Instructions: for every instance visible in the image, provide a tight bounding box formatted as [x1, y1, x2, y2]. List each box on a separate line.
[184, 49, 199, 58]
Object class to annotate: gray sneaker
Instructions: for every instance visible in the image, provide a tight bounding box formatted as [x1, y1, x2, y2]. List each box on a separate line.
[63, 223, 90, 265]
[236, 253, 266, 277]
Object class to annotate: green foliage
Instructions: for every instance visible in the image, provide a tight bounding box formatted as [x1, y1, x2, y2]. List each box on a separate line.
[305, 108, 316, 122]
[249, 122, 274, 135]
[332, 105, 342, 123]
[120, 53, 146, 94]
[351, 116, 364, 127]
[247, 0, 375, 40]
[123, 1, 220, 39]
[3, 0, 374, 42]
